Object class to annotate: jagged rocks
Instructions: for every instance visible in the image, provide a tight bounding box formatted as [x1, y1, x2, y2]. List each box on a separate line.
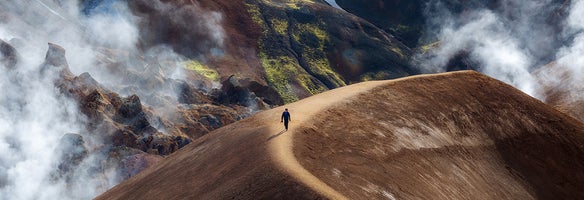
[55, 133, 89, 181]
[41, 43, 74, 78]
[176, 81, 212, 105]
[113, 95, 157, 135]
[173, 104, 246, 138]
[120, 153, 163, 178]
[214, 75, 279, 108]
[0, 39, 19, 69]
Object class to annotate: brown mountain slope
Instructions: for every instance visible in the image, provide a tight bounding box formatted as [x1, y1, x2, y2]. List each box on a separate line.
[533, 62, 584, 123]
[97, 71, 584, 199]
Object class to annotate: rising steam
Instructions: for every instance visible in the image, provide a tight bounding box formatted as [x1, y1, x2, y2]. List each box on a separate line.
[416, 0, 578, 99]
[0, 0, 225, 199]
[555, 0, 584, 92]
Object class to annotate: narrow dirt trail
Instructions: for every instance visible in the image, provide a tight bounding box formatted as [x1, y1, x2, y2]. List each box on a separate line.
[265, 80, 389, 199]
[96, 71, 584, 199]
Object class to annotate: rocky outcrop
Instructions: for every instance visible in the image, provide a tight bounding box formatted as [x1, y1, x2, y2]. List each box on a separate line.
[213, 75, 278, 108]
[96, 71, 584, 200]
[41, 43, 74, 78]
[54, 133, 89, 182]
[38, 42, 247, 180]
[122, 0, 420, 104]
[120, 153, 163, 179]
[48, 42, 245, 153]
[336, 0, 425, 47]
[247, 0, 419, 103]
[0, 39, 19, 69]
[533, 62, 584, 122]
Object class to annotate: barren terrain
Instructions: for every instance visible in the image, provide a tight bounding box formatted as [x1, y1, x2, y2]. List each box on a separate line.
[97, 71, 584, 199]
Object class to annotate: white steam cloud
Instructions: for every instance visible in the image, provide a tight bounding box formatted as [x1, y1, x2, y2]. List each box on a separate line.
[0, 0, 132, 198]
[0, 0, 226, 199]
[324, 0, 345, 11]
[556, 0, 584, 85]
[417, 0, 571, 99]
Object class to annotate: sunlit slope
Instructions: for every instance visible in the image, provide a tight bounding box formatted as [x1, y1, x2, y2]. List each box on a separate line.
[97, 71, 584, 199]
[295, 71, 584, 199]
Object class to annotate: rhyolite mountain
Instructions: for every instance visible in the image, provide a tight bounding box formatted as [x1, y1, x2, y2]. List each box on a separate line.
[96, 71, 584, 199]
[47, 0, 423, 171]
[0, 0, 423, 184]
[3, 0, 584, 198]
[124, 0, 418, 104]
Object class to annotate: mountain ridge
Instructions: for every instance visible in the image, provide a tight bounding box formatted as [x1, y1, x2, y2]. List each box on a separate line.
[97, 70, 584, 199]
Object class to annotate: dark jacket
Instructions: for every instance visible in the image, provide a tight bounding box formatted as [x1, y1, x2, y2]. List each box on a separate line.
[281, 111, 290, 122]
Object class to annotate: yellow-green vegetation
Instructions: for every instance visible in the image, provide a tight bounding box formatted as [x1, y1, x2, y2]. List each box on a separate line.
[286, 3, 300, 9]
[297, 73, 326, 95]
[292, 23, 328, 51]
[305, 56, 345, 88]
[391, 47, 405, 59]
[391, 24, 412, 33]
[292, 21, 346, 88]
[420, 41, 441, 54]
[247, 3, 301, 103]
[361, 70, 409, 82]
[259, 53, 300, 103]
[245, 3, 268, 34]
[183, 60, 220, 81]
[270, 18, 289, 35]
[252, 2, 345, 103]
[361, 71, 391, 82]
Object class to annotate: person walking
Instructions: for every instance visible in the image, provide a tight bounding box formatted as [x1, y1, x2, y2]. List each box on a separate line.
[281, 108, 291, 131]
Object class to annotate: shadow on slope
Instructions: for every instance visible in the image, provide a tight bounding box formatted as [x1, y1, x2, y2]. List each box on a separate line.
[295, 71, 584, 199]
[97, 71, 584, 199]
[95, 109, 321, 199]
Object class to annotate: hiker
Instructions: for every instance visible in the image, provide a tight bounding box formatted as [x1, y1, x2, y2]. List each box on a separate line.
[281, 108, 291, 131]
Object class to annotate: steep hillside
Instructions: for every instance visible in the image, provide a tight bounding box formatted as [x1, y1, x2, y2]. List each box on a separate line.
[125, 0, 418, 104]
[97, 71, 584, 199]
[534, 62, 584, 122]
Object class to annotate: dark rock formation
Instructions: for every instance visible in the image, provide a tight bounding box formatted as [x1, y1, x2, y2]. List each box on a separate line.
[0, 39, 19, 69]
[41, 43, 74, 78]
[125, 0, 420, 104]
[175, 81, 211, 105]
[55, 133, 88, 181]
[335, 0, 437, 47]
[44, 41, 249, 161]
[120, 153, 163, 179]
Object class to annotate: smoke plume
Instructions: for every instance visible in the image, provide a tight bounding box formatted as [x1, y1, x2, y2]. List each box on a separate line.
[416, 0, 572, 99]
[0, 0, 226, 199]
[555, 0, 584, 89]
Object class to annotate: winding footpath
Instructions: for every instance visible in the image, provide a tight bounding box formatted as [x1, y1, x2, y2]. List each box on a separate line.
[266, 80, 389, 199]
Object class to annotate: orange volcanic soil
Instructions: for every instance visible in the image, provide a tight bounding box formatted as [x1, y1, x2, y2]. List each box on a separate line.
[97, 71, 584, 199]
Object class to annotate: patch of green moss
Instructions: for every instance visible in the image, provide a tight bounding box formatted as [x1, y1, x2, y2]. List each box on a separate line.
[391, 24, 413, 33]
[291, 21, 346, 88]
[285, 0, 316, 9]
[420, 41, 441, 54]
[391, 47, 405, 59]
[245, 3, 268, 35]
[293, 23, 327, 51]
[361, 70, 409, 81]
[258, 53, 300, 103]
[296, 74, 326, 95]
[253, 2, 346, 103]
[286, 3, 300, 9]
[183, 60, 220, 81]
[270, 18, 289, 35]
[361, 71, 391, 81]
[304, 55, 345, 88]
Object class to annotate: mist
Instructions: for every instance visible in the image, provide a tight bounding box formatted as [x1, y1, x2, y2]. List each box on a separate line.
[324, 0, 345, 11]
[554, 0, 584, 99]
[0, 0, 226, 199]
[416, 0, 574, 99]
